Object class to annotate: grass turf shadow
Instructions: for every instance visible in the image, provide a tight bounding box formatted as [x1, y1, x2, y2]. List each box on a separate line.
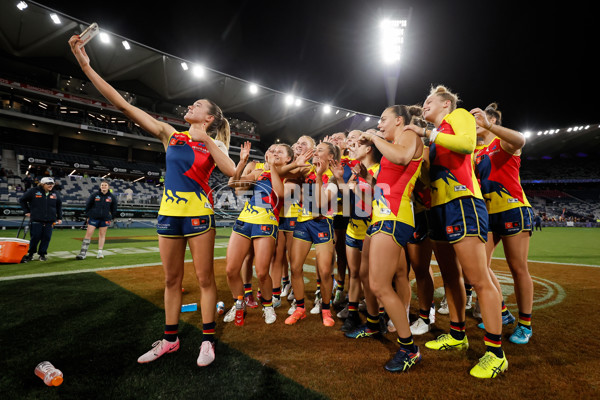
[0, 273, 327, 400]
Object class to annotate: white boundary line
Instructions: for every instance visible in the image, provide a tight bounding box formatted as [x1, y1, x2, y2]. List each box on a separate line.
[0, 256, 226, 282]
[1, 255, 598, 282]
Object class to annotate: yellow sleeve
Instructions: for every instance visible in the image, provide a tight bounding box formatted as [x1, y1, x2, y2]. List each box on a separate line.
[432, 109, 477, 154]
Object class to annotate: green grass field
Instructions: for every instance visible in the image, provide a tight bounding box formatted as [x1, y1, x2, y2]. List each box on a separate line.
[1, 226, 599, 399]
[1, 227, 598, 279]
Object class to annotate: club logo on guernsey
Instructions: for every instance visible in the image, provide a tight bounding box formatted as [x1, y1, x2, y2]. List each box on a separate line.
[159, 131, 217, 218]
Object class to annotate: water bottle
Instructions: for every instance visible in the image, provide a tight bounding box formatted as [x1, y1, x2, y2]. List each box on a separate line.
[181, 303, 198, 312]
[35, 361, 63, 386]
[234, 295, 244, 326]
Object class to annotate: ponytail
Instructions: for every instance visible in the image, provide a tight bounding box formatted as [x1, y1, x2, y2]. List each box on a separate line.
[204, 99, 231, 149]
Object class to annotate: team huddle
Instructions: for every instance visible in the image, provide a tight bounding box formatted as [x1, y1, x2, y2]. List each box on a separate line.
[69, 34, 534, 378]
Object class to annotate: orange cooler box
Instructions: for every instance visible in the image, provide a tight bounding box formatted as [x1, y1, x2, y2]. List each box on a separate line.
[0, 238, 30, 263]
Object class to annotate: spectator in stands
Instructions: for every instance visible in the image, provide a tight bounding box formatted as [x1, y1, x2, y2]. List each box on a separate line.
[18, 177, 62, 262]
[22, 174, 33, 190]
[70, 34, 235, 368]
[76, 181, 118, 260]
[534, 213, 542, 231]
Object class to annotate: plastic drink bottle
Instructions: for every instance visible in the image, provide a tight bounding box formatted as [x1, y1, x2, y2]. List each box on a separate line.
[35, 361, 63, 386]
[234, 295, 245, 326]
[181, 303, 198, 312]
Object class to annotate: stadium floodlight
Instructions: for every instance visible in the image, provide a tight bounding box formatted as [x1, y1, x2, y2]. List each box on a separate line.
[122, 40, 131, 50]
[294, 98, 302, 107]
[50, 13, 61, 24]
[285, 94, 294, 106]
[17, 1, 28, 10]
[99, 32, 110, 44]
[248, 83, 258, 94]
[365, 116, 371, 122]
[380, 19, 407, 64]
[323, 104, 331, 114]
[180, 62, 189, 71]
[524, 131, 532, 138]
[192, 65, 205, 78]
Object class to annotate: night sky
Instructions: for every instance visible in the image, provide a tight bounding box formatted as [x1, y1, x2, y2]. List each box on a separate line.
[37, 0, 596, 132]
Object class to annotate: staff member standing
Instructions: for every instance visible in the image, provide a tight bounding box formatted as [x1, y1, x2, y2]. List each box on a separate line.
[76, 181, 118, 260]
[19, 177, 63, 261]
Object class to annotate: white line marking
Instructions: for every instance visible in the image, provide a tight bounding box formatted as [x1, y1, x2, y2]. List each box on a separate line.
[1, 254, 598, 282]
[0, 256, 226, 282]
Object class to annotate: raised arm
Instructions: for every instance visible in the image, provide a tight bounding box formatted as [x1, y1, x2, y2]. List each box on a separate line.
[68, 36, 175, 148]
[361, 131, 420, 166]
[407, 109, 476, 155]
[470, 107, 526, 154]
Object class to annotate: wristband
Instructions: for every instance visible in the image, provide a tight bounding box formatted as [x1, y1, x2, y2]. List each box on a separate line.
[429, 128, 439, 144]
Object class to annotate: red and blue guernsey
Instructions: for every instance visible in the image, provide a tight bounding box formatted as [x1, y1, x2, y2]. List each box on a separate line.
[159, 131, 221, 217]
[474, 137, 531, 214]
[428, 108, 483, 207]
[237, 170, 282, 225]
[298, 167, 335, 222]
[371, 155, 422, 227]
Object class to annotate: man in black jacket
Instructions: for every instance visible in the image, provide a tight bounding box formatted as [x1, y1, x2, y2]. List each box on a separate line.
[76, 181, 118, 260]
[19, 177, 63, 261]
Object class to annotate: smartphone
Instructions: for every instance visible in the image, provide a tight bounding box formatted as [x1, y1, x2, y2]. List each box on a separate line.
[79, 22, 99, 46]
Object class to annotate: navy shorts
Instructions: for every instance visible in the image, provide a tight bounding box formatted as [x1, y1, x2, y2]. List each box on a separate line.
[429, 197, 488, 243]
[293, 218, 334, 245]
[88, 218, 111, 228]
[233, 220, 278, 239]
[279, 217, 297, 232]
[366, 219, 414, 248]
[488, 206, 533, 237]
[345, 234, 364, 251]
[157, 215, 215, 237]
[407, 211, 430, 245]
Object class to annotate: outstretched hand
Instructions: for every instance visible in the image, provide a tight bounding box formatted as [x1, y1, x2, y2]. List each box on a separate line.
[239, 141, 251, 163]
[68, 36, 90, 69]
[294, 148, 315, 167]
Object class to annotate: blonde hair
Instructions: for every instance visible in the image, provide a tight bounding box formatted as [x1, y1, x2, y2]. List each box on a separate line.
[299, 135, 316, 149]
[205, 99, 231, 149]
[429, 85, 459, 112]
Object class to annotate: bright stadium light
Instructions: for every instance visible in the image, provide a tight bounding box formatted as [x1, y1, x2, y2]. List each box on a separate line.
[284, 94, 294, 106]
[248, 83, 258, 94]
[380, 19, 407, 64]
[17, 1, 28, 10]
[99, 32, 110, 44]
[180, 62, 188, 71]
[192, 65, 205, 78]
[122, 40, 131, 50]
[50, 13, 61, 24]
[323, 104, 331, 114]
[294, 98, 302, 107]
[365, 116, 371, 122]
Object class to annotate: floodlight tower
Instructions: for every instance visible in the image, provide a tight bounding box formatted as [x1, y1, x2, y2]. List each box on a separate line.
[380, 9, 411, 106]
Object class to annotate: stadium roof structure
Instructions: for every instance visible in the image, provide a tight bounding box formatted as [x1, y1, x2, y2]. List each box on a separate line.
[0, 1, 381, 151]
[1, 1, 599, 158]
